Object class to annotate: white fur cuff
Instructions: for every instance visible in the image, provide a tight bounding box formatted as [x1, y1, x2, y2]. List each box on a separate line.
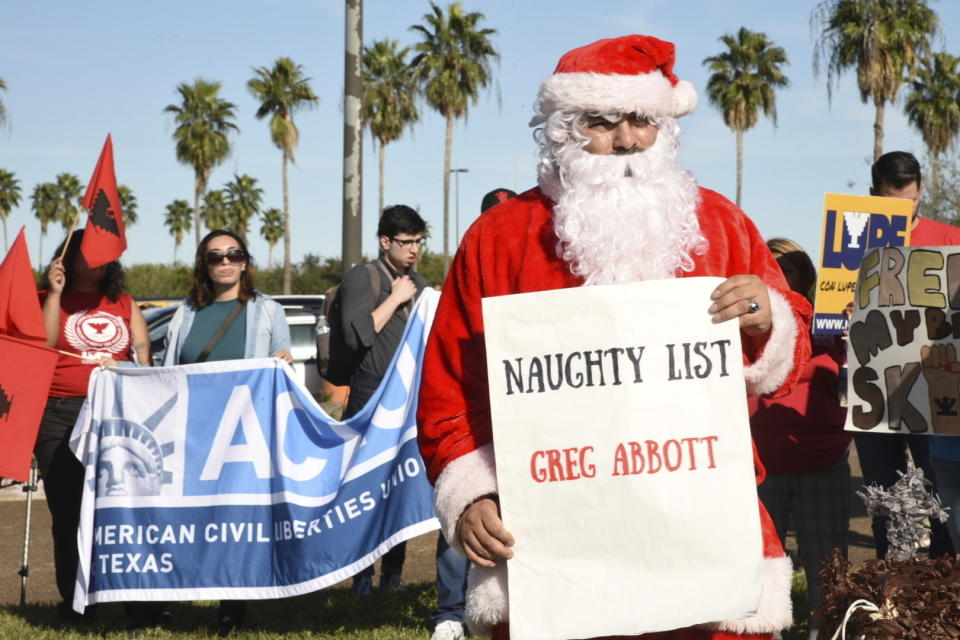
[708, 555, 794, 634]
[465, 563, 509, 637]
[433, 444, 499, 554]
[744, 288, 798, 396]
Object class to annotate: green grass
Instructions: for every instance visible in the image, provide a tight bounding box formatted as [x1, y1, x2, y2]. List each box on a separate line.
[0, 572, 814, 639]
[0, 583, 437, 639]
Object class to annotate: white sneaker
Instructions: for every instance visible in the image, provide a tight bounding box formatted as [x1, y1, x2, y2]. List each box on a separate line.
[430, 620, 464, 640]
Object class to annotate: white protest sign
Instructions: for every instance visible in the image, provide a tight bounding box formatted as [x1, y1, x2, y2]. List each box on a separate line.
[482, 278, 764, 640]
[846, 245, 960, 436]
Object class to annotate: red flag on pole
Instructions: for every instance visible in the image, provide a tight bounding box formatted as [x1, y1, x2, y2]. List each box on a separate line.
[0, 227, 46, 343]
[0, 334, 57, 481]
[80, 134, 127, 267]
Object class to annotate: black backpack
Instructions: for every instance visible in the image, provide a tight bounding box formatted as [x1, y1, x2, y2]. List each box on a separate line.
[316, 263, 383, 386]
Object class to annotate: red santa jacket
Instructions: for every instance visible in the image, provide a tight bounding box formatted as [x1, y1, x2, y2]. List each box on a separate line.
[417, 186, 811, 636]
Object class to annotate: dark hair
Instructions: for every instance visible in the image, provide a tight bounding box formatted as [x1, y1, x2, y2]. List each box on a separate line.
[871, 151, 922, 191]
[189, 229, 257, 309]
[377, 205, 426, 238]
[767, 237, 817, 302]
[44, 229, 125, 302]
[481, 188, 518, 213]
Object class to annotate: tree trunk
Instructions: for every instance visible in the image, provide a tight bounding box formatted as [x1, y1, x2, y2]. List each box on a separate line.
[2, 217, 7, 252]
[735, 129, 744, 208]
[173, 241, 178, 266]
[37, 232, 43, 272]
[378, 140, 385, 218]
[268, 243, 274, 269]
[282, 149, 292, 294]
[193, 173, 204, 248]
[443, 114, 454, 274]
[873, 99, 885, 162]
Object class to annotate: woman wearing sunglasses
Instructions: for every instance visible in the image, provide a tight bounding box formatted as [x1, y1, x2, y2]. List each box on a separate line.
[162, 229, 292, 367]
[155, 229, 291, 633]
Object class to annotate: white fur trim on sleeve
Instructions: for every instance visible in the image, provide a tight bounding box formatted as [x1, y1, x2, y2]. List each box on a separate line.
[465, 563, 509, 637]
[433, 443, 498, 555]
[743, 288, 798, 396]
[707, 555, 794, 634]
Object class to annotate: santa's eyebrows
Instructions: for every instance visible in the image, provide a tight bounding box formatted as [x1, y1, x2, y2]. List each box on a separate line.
[583, 111, 655, 125]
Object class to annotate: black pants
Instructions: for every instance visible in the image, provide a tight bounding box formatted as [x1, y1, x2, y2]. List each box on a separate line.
[854, 432, 956, 558]
[33, 396, 87, 606]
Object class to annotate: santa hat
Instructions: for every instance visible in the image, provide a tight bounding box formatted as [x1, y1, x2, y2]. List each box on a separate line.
[532, 35, 698, 124]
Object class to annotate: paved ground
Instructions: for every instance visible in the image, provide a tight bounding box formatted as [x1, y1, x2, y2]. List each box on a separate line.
[0, 450, 877, 607]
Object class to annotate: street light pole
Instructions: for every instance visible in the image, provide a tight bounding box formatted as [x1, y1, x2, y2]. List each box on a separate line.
[450, 168, 469, 246]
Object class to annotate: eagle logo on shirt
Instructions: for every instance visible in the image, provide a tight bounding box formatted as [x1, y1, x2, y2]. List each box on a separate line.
[65, 310, 130, 357]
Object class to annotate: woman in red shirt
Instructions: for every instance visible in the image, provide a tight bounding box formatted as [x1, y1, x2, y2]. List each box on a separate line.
[749, 238, 850, 640]
[35, 230, 149, 624]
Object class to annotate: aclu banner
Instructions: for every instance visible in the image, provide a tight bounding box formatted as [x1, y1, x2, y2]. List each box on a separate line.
[846, 246, 960, 436]
[70, 289, 440, 610]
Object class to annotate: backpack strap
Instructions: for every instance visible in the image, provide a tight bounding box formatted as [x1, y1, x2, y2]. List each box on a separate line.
[366, 262, 383, 308]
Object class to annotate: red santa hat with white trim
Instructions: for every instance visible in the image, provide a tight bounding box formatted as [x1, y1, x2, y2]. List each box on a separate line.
[532, 34, 698, 123]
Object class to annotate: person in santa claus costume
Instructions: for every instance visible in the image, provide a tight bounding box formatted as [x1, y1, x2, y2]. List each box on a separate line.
[417, 34, 812, 640]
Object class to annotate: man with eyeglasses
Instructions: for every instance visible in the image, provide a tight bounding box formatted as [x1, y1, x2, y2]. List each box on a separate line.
[337, 203, 429, 594]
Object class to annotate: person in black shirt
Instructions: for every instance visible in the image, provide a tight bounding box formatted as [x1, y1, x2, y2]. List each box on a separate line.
[338, 205, 428, 593]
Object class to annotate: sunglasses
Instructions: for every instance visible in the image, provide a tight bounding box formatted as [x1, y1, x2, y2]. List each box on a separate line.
[205, 249, 247, 266]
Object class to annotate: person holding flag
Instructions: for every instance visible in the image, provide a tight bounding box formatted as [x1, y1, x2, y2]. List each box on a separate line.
[34, 134, 147, 625]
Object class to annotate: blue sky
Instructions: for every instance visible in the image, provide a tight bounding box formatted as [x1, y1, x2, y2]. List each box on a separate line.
[2, 1, 958, 270]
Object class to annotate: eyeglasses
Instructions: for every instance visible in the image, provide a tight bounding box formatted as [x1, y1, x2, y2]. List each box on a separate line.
[205, 249, 247, 266]
[390, 237, 425, 248]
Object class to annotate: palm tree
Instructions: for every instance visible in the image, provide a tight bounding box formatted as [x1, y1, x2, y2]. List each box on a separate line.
[247, 57, 319, 294]
[813, 0, 938, 161]
[223, 173, 263, 241]
[362, 39, 420, 217]
[163, 199, 193, 265]
[201, 189, 229, 231]
[904, 52, 960, 218]
[410, 1, 498, 272]
[703, 28, 789, 207]
[0, 169, 21, 250]
[55, 172, 83, 232]
[260, 207, 284, 267]
[164, 79, 238, 247]
[31, 182, 59, 268]
[118, 184, 138, 226]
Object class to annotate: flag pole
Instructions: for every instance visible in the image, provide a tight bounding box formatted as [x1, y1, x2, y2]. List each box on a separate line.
[56, 207, 84, 262]
[18, 459, 37, 606]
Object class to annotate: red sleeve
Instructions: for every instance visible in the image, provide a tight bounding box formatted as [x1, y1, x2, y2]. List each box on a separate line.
[417, 222, 494, 484]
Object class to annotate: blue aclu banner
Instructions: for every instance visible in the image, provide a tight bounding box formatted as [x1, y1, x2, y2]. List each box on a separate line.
[70, 290, 440, 609]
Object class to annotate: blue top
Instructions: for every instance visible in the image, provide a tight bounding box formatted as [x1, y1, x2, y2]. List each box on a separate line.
[162, 292, 291, 366]
[178, 299, 248, 364]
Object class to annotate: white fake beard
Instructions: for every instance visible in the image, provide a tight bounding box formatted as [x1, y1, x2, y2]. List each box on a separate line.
[540, 124, 707, 286]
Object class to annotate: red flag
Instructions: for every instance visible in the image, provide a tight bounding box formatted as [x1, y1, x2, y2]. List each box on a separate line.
[0, 334, 57, 481]
[0, 227, 46, 342]
[80, 134, 127, 267]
